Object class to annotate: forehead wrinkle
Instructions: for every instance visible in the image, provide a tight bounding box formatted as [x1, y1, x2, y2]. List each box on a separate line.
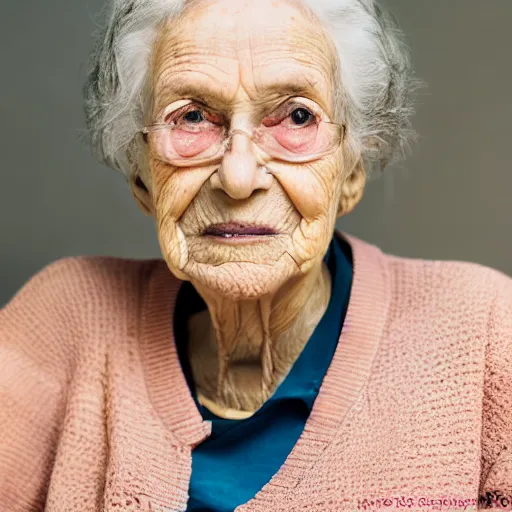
[153, 35, 238, 82]
[244, 21, 335, 109]
[157, 6, 239, 62]
[254, 33, 334, 76]
[151, 0, 336, 116]
[152, 17, 241, 113]
[154, 45, 330, 114]
[252, 60, 333, 112]
[155, 73, 330, 118]
[152, 52, 239, 114]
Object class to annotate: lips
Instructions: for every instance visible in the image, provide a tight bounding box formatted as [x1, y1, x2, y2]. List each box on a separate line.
[203, 222, 278, 238]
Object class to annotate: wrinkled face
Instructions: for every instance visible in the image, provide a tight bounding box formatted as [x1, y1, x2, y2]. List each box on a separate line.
[141, 0, 361, 300]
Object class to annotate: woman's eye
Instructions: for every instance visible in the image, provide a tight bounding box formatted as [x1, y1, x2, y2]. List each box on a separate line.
[164, 105, 219, 126]
[290, 107, 313, 125]
[182, 110, 205, 123]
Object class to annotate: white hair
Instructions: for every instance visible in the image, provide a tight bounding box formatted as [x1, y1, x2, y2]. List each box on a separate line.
[83, 0, 421, 180]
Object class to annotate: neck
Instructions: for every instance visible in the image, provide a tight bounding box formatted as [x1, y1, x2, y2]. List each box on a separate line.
[187, 260, 331, 414]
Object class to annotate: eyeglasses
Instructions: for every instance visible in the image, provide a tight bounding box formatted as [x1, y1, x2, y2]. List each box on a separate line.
[140, 102, 344, 168]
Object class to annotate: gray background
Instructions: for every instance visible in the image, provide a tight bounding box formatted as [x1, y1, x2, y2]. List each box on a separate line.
[1, 0, 511, 306]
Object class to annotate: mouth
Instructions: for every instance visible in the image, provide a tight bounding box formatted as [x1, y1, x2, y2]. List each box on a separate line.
[202, 222, 278, 243]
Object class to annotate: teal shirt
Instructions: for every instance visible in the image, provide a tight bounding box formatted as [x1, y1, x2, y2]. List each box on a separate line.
[174, 233, 353, 512]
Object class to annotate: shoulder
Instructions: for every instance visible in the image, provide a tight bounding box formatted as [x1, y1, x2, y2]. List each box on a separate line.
[345, 231, 512, 318]
[2, 255, 164, 314]
[6, 255, 157, 298]
[388, 252, 510, 296]
[394, 257, 512, 348]
[383, 253, 512, 374]
[0, 256, 169, 382]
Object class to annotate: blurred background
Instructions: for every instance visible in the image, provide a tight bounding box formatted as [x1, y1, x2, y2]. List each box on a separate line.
[1, 0, 511, 305]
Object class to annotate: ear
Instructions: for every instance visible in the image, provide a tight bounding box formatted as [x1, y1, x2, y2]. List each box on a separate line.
[130, 173, 155, 216]
[337, 160, 366, 217]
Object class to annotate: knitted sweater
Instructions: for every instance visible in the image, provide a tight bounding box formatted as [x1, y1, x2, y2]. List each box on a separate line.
[1, 232, 511, 512]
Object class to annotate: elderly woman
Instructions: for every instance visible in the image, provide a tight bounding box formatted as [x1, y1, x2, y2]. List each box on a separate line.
[1, 0, 512, 510]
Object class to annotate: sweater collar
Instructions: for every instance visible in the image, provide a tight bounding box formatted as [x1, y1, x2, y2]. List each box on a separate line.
[138, 230, 390, 505]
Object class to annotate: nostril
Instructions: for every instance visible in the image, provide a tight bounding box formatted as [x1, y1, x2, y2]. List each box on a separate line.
[210, 172, 254, 200]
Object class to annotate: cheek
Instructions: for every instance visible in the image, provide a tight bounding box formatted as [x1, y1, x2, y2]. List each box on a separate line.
[150, 160, 214, 221]
[270, 159, 342, 220]
[268, 124, 318, 154]
[149, 162, 216, 276]
[170, 129, 221, 158]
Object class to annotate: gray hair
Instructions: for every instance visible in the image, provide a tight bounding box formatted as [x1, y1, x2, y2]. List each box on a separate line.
[83, 0, 421, 180]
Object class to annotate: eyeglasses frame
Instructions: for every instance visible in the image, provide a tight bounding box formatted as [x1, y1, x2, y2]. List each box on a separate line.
[140, 119, 346, 167]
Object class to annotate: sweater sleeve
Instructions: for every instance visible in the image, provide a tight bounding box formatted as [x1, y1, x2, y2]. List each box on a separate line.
[479, 270, 512, 509]
[0, 259, 76, 511]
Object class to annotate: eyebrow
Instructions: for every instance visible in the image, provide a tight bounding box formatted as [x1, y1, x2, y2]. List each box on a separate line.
[160, 83, 230, 109]
[156, 76, 326, 113]
[259, 77, 323, 100]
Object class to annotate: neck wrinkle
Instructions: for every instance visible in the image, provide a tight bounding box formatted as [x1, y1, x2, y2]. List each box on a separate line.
[189, 259, 331, 413]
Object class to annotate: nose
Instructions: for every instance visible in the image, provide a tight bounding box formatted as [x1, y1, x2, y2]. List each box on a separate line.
[210, 131, 272, 200]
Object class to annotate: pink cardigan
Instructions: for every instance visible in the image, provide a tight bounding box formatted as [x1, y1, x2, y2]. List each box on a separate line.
[1, 232, 511, 512]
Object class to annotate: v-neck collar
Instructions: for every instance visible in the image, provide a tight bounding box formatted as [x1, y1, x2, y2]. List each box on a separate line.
[138, 231, 390, 511]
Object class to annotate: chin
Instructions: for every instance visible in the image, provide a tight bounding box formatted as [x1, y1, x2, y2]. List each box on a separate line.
[183, 255, 295, 301]
[182, 237, 298, 301]
[159, 227, 307, 299]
